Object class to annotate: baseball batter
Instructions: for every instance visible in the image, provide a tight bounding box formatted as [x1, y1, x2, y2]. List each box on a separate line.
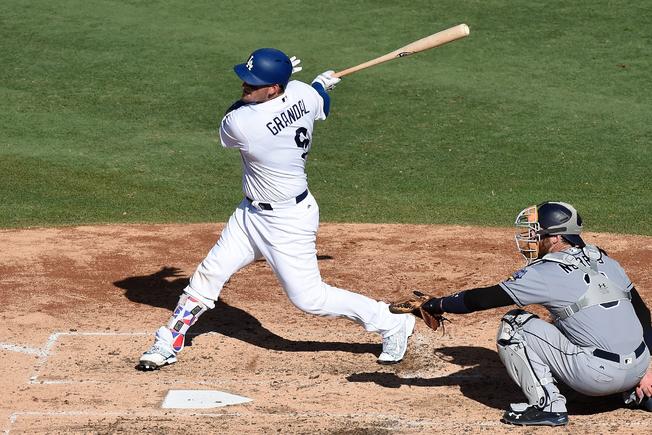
[392, 201, 652, 426]
[138, 48, 414, 370]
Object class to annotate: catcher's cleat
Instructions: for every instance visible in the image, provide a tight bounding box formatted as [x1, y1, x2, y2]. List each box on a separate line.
[501, 404, 568, 426]
[641, 397, 652, 412]
[623, 389, 652, 412]
[137, 327, 177, 371]
[377, 314, 415, 365]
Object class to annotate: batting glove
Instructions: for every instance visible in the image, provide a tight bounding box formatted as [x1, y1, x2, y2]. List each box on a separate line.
[312, 70, 341, 91]
[290, 56, 302, 74]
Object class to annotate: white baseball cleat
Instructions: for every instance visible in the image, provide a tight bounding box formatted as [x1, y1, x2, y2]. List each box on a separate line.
[137, 327, 177, 371]
[377, 314, 416, 364]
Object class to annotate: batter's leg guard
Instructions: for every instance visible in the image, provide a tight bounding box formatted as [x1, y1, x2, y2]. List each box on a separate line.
[138, 293, 208, 371]
[164, 293, 208, 352]
[496, 309, 552, 409]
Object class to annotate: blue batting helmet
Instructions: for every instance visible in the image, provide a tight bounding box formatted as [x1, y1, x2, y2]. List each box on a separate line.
[234, 48, 292, 88]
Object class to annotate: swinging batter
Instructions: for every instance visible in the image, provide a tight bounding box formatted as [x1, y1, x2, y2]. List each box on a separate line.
[138, 48, 414, 370]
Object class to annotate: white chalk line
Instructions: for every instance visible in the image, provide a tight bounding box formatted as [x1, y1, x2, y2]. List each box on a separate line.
[0, 410, 496, 435]
[3, 410, 241, 435]
[0, 342, 44, 356]
[0, 332, 151, 357]
[1, 331, 151, 383]
[5, 409, 650, 435]
[27, 331, 151, 384]
[19, 330, 271, 386]
[5, 331, 648, 433]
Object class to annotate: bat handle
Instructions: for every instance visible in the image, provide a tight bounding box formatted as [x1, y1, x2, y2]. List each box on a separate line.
[333, 62, 378, 78]
[333, 68, 358, 79]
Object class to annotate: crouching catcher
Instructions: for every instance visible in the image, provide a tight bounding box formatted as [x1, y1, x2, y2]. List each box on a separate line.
[391, 201, 652, 426]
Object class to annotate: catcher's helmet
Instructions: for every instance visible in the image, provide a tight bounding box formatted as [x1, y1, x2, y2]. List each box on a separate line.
[234, 48, 292, 88]
[514, 201, 585, 263]
[536, 201, 585, 247]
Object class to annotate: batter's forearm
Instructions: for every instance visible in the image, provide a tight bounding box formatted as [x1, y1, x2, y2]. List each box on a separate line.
[311, 82, 331, 116]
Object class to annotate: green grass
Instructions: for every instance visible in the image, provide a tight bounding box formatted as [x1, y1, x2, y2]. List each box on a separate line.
[1, 0, 651, 233]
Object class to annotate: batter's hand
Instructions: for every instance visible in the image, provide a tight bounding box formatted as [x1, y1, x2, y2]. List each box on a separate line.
[290, 56, 302, 74]
[312, 70, 341, 91]
[636, 368, 652, 400]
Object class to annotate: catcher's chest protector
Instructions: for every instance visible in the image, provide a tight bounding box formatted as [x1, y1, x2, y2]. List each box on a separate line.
[543, 245, 630, 320]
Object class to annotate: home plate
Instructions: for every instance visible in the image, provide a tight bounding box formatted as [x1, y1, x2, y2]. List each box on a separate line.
[161, 390, 253, 409]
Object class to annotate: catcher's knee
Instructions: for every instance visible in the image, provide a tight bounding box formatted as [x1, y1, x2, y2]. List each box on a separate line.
[496, 309, 538, 342]
[496, 309, 550, 408]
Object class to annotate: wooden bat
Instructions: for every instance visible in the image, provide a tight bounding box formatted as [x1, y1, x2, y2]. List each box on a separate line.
[333, 24, 470, 78]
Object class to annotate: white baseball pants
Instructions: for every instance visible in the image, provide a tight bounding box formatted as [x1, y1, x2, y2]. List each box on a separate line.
[184, 192, 403, 337]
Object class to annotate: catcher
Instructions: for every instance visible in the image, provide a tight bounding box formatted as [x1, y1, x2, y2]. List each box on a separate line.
[391, 201, 652, 426]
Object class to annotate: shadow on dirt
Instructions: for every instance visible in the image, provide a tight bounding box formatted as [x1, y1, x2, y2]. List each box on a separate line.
[115, 266, 377, 355]
[347, 345, 627, 414]
[348, 346, 518, 409]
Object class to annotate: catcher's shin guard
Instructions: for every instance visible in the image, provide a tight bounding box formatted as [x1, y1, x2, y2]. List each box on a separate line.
[165, 293, 208, 352]
[496, 309, 552, 409]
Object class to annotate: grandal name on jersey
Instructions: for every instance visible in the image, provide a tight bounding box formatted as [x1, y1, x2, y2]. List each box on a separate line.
[266, 99, 310, 136]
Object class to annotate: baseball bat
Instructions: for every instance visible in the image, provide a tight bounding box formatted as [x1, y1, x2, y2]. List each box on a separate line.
[333, 24, 470, 78]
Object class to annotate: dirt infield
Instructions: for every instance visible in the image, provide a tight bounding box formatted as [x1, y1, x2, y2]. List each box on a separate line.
[1, 223, 650, 434]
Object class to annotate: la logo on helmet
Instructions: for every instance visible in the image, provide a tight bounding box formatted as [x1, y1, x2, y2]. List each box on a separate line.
[246, 56, 254, 71]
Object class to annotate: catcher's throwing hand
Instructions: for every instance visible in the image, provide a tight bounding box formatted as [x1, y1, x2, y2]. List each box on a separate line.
[390, 291, 445, 331]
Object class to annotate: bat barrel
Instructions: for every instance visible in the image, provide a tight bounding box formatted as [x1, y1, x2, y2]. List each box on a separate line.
[334, 23, 469, 78]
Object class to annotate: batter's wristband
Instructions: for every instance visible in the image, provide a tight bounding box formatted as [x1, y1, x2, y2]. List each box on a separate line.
[311, 82, 331, 116]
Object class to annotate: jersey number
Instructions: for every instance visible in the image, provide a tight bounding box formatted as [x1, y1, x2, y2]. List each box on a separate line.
[294, 127, 311, 159]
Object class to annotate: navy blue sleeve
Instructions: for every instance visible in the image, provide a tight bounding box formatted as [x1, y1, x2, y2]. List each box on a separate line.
[438, 285, 515, 314]
[440, 292, 470, 314]
[311, 82, 331, 117]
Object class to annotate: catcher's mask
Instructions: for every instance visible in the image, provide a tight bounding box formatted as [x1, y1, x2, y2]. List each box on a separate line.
[514, 201, 585, 263]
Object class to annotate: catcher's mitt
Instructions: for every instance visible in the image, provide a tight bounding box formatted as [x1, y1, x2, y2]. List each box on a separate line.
[389, 290, 446, 331]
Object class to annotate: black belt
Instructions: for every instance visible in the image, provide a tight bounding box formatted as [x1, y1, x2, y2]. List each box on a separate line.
[247, 189, 308, 211]
[593, 341, 647, 363]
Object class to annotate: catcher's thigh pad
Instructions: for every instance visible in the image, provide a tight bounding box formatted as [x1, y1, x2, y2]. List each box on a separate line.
[496, 309, 551, 408]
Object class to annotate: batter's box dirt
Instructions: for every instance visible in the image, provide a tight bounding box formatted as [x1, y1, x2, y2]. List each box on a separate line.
[7, 410, 649, 434]
[0, 223, 650, 433]
[3, 412, 499, 434]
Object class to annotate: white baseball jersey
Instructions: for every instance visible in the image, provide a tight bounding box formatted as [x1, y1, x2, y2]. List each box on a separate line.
[219, 80, 326, 203]
[180, 78, 405, 342]
[144, 69, 411, 371]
